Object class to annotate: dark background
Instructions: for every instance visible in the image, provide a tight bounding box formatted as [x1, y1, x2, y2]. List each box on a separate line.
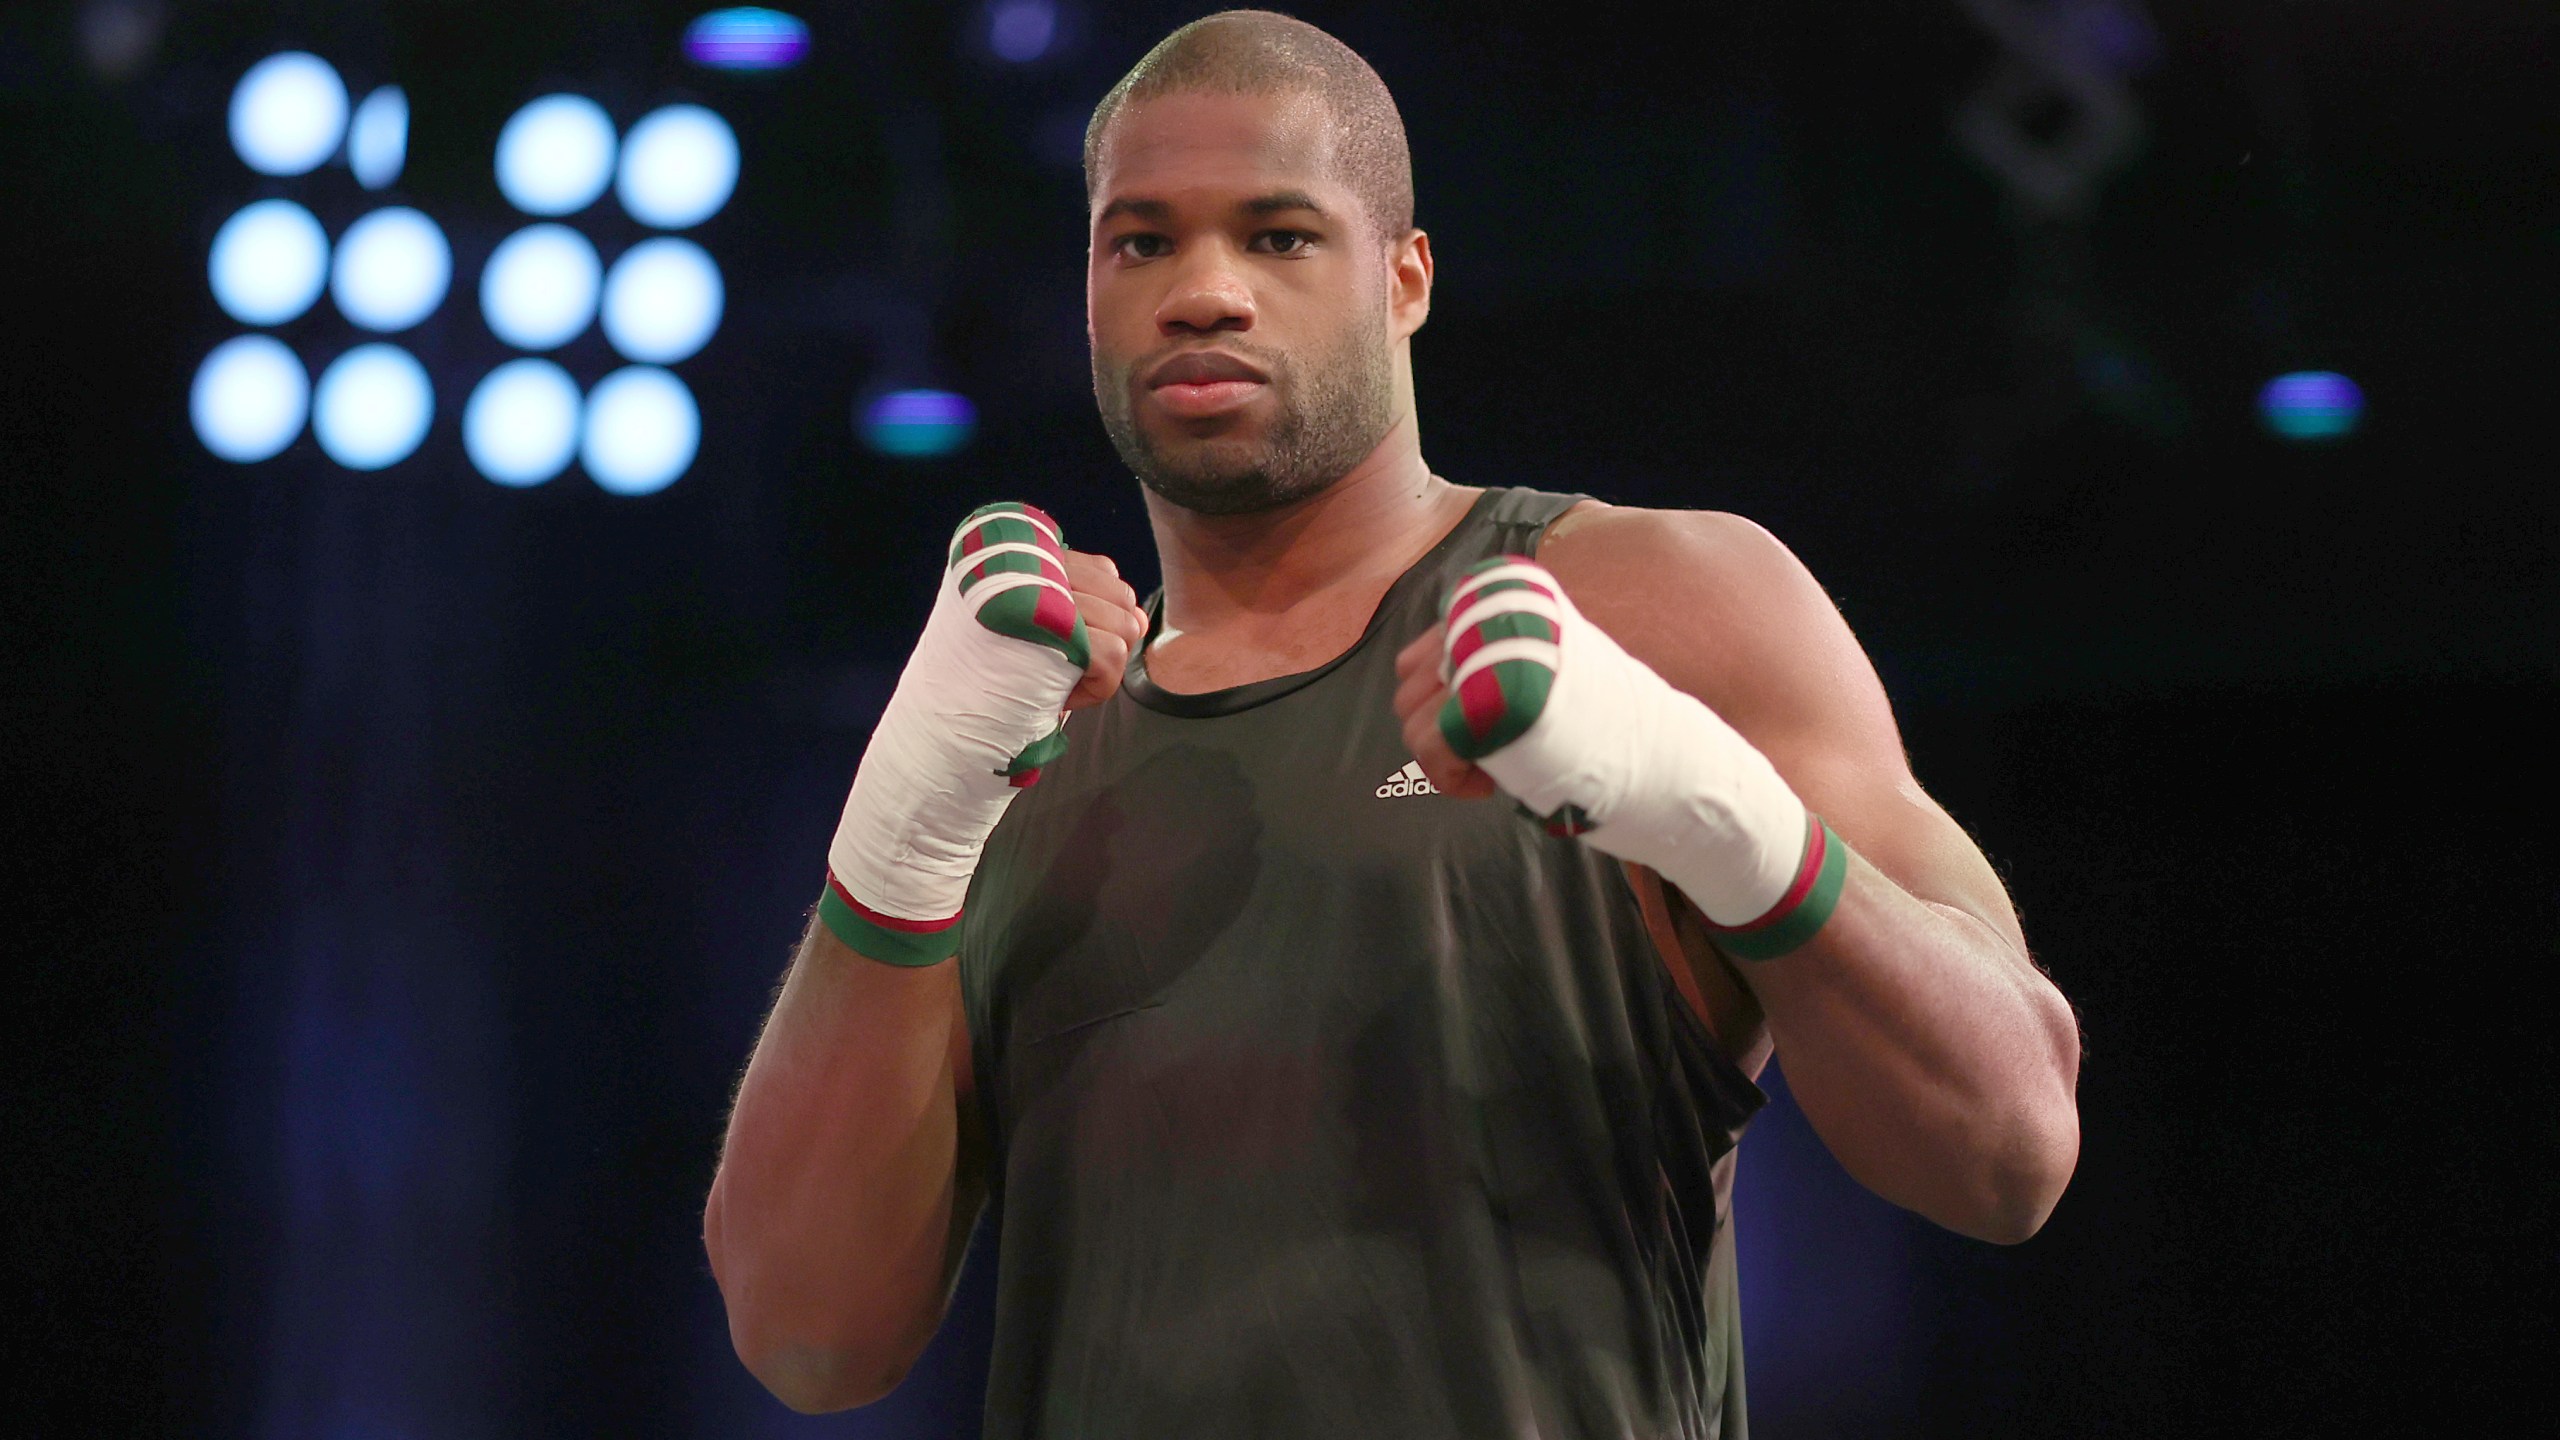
[5, 0, 2551, 1434]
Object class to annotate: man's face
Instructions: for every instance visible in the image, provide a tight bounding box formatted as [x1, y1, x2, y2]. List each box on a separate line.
[1087, 89, 1396, 517]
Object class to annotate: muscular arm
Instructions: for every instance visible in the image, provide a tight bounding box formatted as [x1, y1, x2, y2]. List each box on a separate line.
[705, 547, 1143, 1412]
[1402, 506, 2081, 1243]
[704, 928, 985, 1412]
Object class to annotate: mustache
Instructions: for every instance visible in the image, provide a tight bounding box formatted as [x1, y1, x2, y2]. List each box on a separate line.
[1117, 342, 1285, 384]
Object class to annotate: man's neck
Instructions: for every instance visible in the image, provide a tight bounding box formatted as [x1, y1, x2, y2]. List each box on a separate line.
[1145, 417, 1473, 640]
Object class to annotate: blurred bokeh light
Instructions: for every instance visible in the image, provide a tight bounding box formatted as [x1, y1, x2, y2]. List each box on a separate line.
[2258, 370, 2365, 442]
[481, 224, 603, 351]
[329, 207, 450, 333]
[189, 334, 308, 461]
[208, 199, 328, 326]
[683, 8, 811, 71]
[347, 86, 409, 190]
[616, 105, 739, 230]
[495, 94, 618, 216]
[464, 358, 583, 487]
[860, 388, 978, 458]
[582, 365, 700, 494]
[988, 0, 1061, 63]
[311, 342, 433, 469]
[601, 237, 724, 364]
[228, 51, 346, 176]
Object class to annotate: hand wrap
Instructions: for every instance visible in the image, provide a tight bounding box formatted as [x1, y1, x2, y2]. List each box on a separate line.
[822, 502, 1089, 965]
[1436, 555, 1847, 960]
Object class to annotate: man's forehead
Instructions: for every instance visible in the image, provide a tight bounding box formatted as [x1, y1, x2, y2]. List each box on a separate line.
[1092, 89, 1343, 209]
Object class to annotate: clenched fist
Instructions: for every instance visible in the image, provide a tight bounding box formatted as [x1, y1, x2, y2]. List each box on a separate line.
[1060, 549, 1148, 712]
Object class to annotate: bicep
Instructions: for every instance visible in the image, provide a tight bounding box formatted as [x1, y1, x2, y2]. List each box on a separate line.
[1727, 550, 2022, 952]
[1774, 740, 2026, 956]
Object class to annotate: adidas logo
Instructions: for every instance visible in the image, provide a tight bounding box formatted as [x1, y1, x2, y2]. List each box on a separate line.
[1375, 760, 1440, 798]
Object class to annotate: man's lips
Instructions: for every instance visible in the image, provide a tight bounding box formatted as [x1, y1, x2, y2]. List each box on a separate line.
[1140, 351, 1269, 420]
[1147, 350, 1268, 388]
[1150, 378, 1264, 418]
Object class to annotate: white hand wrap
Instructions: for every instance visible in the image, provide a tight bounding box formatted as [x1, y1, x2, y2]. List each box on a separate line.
[1436, 556, 1812, 928]
[822, 503, 1088, 964]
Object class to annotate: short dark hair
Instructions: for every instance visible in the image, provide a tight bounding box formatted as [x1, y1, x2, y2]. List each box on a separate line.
[1083, 10, 1415, 247]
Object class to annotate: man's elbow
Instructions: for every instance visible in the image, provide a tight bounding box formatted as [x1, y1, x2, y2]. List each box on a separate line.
[734, 1327, 916, 1414]
[705, 1181, 936, 1411]
[1968, 985, 2084, 1244]
[1967, 1099, 2080, 1245]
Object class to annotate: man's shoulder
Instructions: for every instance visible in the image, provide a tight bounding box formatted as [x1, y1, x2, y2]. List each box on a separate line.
[1537, 501, 1856, 728]
[1539, 502, 1810, 616]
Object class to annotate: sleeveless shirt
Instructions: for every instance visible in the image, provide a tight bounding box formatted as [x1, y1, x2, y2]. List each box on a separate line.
[959, 486, 1766, 1439]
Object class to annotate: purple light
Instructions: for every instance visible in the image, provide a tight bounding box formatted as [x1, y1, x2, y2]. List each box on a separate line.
[989, 0, 1058, 64]
[684, 8, 809, 72]
[2257, 370, 2364, 442]
[861, 389, 977, 458]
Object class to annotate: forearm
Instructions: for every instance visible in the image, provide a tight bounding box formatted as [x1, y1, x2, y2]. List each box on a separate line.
[706, 917, 965, 1408]
[1739, 847, 2080, 1242]
[1403, 523, 2083, 1241]
[702, 506, 1139, 1410]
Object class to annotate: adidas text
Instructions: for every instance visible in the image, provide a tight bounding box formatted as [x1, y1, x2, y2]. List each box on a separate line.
[1376, 761, 1439, 798]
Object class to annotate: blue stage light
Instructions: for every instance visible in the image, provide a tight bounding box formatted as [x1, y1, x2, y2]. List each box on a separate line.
[209, 199, 329, 326]
[2258, 370, 2364, 442]
[601, 238, 723, 364]
[229, 52, 347, 176]
[861, 388, 977, 458]
[988, 0, 1059, 63]
[191, 335, 308, 462]
[312, 343, 434, 470]
[617, 104, 739, 230]
[582, 366, 700, 495]
[684, 8, 811, 71]
[480, 224, 602, 351]
[464, 359, 582, 487]
[496, 94, 618, 216]
[348, 86, 409, 190]
[330, 207, 450, 333]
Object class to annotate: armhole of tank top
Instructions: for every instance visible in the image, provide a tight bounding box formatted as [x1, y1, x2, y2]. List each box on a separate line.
[1521, 492, 1602, 559]
[1628, 855, 1771, 1071]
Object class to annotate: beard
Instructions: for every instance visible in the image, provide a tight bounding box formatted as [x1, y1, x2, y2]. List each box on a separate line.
[1093, 305, 1395, 518]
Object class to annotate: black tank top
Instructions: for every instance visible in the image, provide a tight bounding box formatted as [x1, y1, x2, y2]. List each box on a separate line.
[960, 486, 1765, 1439]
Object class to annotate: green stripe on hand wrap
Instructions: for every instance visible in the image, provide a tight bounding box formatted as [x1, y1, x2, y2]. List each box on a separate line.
[817, 884, 964, 967]
[949, 503, 1091, 671]
[1439, 659, 1553, 760]
[1001, 723, 1070, 778]
[1436, 555, 1565, 763]
[1702, 817, 1848, 961]
[971, 582, 1091, 669]
[946, 503, 1057, 566]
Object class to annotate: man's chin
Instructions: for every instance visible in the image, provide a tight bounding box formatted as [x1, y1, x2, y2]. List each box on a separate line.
[1136, 461, 1328, 518]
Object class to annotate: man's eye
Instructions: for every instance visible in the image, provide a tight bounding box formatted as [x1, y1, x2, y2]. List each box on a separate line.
[1255, 230, 1311, 255]
[1113, 234, 1169, 260]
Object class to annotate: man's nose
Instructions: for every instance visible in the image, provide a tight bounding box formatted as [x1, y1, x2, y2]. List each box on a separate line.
[1154, 245, 1256, 336]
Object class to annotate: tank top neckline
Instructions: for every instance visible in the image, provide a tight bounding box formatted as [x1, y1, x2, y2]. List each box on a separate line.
[1122, 486, 1500, 720]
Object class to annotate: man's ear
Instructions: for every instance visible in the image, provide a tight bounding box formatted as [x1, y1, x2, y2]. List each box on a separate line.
[1390, 229, 1433, 340]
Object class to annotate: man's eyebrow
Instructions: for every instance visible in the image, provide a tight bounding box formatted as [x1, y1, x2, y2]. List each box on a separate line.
[1094, 191, 1332, 227]
[1241, 190, 1328, 219]
[1096, 196, 1172, 226]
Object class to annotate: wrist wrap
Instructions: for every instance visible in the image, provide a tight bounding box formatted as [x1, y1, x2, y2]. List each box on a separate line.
[1436, 554, 1846, 958]
[822, 502, 1088, 965]
[1694, 814, 1850, 961]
